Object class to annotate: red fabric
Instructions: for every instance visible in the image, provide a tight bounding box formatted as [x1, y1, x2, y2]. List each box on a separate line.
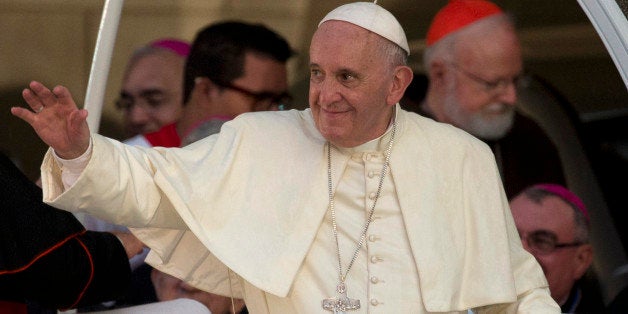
[61, 237, 95, 311]
[426, 0, 503, 46]
[0, 301, 27, 314]
[143, 123, 181, 148]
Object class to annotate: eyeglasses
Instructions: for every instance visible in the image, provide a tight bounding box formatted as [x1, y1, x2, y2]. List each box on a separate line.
[519, 230, 584, 255]
[212, 80, 292, 111]
[449, 63, 521, 96]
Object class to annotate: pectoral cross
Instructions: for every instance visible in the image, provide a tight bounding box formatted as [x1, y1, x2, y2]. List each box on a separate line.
[322, 283, 360, 313]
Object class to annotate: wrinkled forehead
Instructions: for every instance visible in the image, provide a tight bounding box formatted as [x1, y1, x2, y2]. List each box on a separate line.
[310, 21, 382, 64]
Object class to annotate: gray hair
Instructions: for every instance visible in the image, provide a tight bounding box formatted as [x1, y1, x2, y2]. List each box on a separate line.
[125, 45, 181, 74]
[374, 34, 408, 74]
[423, 13, 515, 70]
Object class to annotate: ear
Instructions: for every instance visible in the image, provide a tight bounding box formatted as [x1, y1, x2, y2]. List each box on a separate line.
[573, 244, 593, 280]
[427, 58, 448, 90]
[192, 77, 220, 102]
[386, 65, 414, 106]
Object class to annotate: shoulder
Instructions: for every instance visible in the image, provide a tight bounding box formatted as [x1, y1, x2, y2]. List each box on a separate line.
[508, 112, 552, 140]
[513, 111, 543, 128]
[499, 112, 559, 155]
[232, 109, 311, 126]
[224, 109, 322, 142]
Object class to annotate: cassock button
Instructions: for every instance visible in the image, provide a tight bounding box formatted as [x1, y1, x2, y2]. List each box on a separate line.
[370, 256, 383, 263]
[368, 171, 376, 178]
[370, 299, 379, 306]
[370, 276, 379, 284]
[369, 192, 377, 200]
[368, 235, 379, 242]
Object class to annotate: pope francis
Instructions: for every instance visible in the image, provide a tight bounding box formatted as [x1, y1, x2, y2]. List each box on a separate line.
[12, 2, 560, 313]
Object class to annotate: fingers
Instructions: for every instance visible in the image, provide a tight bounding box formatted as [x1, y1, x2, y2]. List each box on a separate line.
[11, 82, 45, 124]
[22, 87, 44, 113]
[22, 81, 76, 112]
[10, 106, 35, 124]
[28, 81, 57, 108]
[52, 85, 73, 103]
[69, 108, 89, 125]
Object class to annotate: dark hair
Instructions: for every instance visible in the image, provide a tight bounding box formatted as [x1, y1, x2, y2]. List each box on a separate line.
[183, 21, 294, 104]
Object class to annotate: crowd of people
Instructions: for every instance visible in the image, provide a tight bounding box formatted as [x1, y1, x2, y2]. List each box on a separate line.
[1, 0, 625, 313]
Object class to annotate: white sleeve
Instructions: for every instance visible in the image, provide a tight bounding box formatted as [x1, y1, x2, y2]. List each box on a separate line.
[53, 139, 93, 190]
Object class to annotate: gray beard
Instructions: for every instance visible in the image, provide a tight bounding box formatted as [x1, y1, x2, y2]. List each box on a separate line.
[443, 89, 515, 140]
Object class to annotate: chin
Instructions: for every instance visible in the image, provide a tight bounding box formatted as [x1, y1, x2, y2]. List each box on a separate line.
[321, 131, 342, 144]
[317, 119, 344, 137]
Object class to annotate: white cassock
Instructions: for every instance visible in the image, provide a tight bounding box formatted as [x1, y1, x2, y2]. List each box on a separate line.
[41, 105, 559, 313]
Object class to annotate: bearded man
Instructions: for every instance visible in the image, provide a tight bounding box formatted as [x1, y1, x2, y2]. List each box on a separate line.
[419, 0, 566, 198]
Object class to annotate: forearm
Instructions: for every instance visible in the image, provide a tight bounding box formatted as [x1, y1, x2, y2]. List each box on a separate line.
[42, 134, 186, 229]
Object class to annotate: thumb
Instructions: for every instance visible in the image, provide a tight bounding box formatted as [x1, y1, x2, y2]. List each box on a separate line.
[69, 109, 90, 132]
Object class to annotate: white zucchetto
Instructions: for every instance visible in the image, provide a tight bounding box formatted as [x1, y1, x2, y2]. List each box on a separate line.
[318, 2, 410, 55]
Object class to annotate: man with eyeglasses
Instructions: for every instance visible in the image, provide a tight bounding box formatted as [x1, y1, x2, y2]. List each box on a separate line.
[125, 21, 293, 148]
[510, 184, 605, 313]
[416, 0, 566, 199]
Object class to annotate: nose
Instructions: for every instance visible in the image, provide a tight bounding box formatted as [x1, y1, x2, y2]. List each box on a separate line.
[314, 79, 342, 107]
[127, 103, 150, 123]
[126, 104, 152, 133]
[498, 81, 518, 105]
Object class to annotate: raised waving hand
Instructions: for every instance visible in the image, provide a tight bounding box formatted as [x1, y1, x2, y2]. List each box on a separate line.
[11, 81, 91, 159]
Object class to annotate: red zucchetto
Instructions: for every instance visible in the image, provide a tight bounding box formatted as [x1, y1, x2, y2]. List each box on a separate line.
[426, 0, 503, 46]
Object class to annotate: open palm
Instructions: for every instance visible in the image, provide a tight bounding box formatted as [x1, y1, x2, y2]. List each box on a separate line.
[11, 81, 91, 159]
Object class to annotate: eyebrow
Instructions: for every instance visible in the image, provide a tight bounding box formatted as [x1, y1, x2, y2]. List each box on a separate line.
[139, 89, 165, 98]
[337, 67, 360, 77]
[120, 89, 165, 98]
[309, 63, 360, 76]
